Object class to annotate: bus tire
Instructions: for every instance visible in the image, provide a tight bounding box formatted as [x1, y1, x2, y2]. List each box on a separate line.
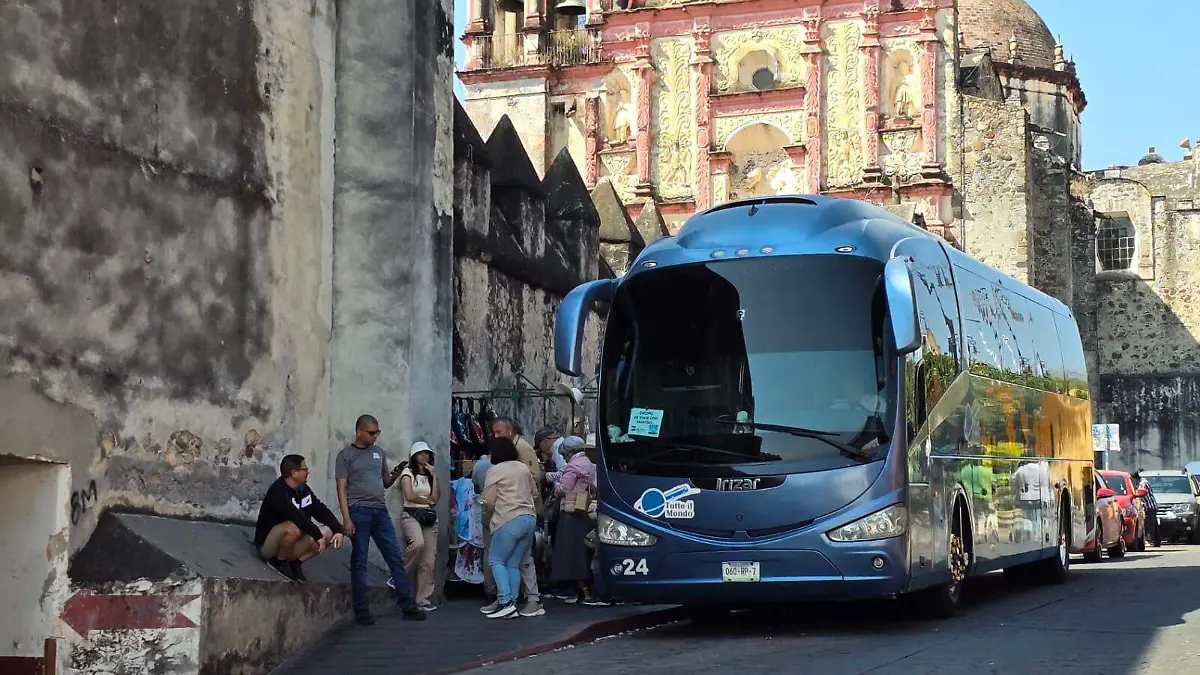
[917, 498, 970, 619]
[1039, 501, 1072, 584]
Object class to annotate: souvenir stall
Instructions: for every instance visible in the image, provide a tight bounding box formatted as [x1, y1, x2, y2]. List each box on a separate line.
[443, 374, 597, 590]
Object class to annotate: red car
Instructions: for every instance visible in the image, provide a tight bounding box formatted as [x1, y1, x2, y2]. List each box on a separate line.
[1099, 469, 1148, 552]
[1083, 471, 1127, 562]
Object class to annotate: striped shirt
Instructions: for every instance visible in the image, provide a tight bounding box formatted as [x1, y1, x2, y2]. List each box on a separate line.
[1137, 477, 1158, 510]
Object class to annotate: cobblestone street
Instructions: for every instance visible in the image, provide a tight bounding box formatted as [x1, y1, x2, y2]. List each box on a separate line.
[477, 546, 1200, 675]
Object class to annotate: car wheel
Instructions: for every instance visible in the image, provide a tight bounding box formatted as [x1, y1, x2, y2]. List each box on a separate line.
[1036, 500, 1071, 585]
[1083, 518, 1103, 563]
[1108, 528, 1127, 558]
[1131, 523, 1146, 552]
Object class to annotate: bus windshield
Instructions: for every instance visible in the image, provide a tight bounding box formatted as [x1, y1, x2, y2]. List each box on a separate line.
[600, 255, 895, 477]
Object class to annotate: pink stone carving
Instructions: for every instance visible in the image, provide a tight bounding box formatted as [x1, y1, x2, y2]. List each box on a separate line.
[635, 58, 654, 186]
[804, 52, 823, 193]
[585, 96, 600, 187]
[919, 39, 938, 164]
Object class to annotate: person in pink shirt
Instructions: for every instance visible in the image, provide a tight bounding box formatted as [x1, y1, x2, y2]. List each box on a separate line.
[551, 434, 599, 603]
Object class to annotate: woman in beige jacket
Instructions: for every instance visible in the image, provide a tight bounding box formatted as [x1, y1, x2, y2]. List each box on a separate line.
[482, 436, 541, 619]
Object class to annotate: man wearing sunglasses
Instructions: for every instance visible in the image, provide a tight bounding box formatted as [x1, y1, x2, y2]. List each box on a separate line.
[254, 454, 345, 582]
[336, 414, 427, 624]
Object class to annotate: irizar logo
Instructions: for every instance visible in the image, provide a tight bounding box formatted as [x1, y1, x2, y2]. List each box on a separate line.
[634, 484, 700, 520]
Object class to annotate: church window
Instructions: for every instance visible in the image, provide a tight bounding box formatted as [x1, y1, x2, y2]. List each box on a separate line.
[1095, 214, 1136, 272]
[751, 67, 777, 91]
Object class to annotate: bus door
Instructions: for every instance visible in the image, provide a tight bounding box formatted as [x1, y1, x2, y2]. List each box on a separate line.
[892, 237, 963, 589]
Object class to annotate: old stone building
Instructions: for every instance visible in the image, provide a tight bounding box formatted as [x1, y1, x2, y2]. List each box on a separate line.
[1083, 150, 1200, 470]
[459, 0, 1084, 239]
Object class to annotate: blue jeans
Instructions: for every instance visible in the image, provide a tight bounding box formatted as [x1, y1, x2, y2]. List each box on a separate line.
[489, 514, 535, 605]
[350, 506, 416, 612]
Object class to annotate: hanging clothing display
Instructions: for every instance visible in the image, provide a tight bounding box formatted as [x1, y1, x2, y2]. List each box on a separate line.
[449, 476, 485, 584]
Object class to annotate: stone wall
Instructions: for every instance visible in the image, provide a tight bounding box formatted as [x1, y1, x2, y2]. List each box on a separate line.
[0, 0, 337, 558]
[0, 0, 455, 663]
[958, 95, 1032, 283]
[1083, 158, 1200, 469]
[452, 103, 614, 438]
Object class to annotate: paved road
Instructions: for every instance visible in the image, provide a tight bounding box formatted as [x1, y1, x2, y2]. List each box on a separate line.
[478, 545, 1200, 675]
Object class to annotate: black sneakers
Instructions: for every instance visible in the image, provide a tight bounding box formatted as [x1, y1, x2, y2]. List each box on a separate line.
[268, 558, 300, 581]
[355, 612, 376, 626]
[402, 606, 427, 621]
[288, 560, 307, 583]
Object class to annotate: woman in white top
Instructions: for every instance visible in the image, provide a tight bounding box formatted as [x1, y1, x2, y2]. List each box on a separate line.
[397, 441, 440, 611]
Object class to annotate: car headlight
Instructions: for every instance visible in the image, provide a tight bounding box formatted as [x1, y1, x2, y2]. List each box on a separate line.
[827, 503, 908, 542]
[597, 513, 658, 547]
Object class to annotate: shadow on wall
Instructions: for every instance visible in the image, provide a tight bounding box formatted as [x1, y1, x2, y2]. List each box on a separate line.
[451, 99, 631, 433]
[1095, 277, 1200, 471]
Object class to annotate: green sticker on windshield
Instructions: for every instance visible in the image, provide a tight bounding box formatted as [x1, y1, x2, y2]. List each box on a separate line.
[628, 408, 664, 438]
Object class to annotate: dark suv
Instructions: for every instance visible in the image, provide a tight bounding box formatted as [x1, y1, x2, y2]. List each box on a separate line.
[1143, 469, 1200, 544]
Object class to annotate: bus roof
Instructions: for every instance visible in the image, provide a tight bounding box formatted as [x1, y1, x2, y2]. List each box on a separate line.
[628, 195, 1073, 320]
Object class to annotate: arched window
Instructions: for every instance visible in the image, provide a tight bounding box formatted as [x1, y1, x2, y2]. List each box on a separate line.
[1096, 214, 1136, 271]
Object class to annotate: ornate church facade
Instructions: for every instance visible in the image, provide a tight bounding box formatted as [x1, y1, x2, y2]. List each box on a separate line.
[459, 0, 1082, 240]
[460, 0, 1200, 470]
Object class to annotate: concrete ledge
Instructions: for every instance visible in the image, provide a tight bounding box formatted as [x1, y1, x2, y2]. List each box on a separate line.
[67, 512, 396, 675]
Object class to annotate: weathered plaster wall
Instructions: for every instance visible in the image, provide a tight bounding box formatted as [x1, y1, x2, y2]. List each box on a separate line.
[329, 0, 456, 592]
[1084, 159, 1200, 469]
[0, 460, 70, 660]
[464, 78, 552, 178]
[959, 96, 1031, 283]
[0, 0, 337, 557]
[452, 109, 605, 435]
[68, 577, 203, 675]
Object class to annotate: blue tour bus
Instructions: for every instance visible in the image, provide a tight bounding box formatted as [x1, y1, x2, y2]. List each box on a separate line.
[554, 195, 1094, 617]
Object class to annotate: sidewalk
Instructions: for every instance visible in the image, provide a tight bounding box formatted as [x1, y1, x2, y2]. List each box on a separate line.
[270, 595, 685, 675]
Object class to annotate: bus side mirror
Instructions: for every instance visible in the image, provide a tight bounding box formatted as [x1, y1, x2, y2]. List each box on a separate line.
[555, 279, 618, 376]
[884, 257, 921, 355]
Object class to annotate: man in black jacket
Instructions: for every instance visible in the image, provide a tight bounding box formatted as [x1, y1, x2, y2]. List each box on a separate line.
[254, 454, 345, 581]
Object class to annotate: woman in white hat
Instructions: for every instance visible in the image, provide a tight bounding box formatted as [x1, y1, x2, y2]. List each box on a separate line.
[397, 441, 440, 611]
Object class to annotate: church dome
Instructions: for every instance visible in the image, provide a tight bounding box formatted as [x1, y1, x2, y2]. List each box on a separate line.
[959, 0, 1059, 70]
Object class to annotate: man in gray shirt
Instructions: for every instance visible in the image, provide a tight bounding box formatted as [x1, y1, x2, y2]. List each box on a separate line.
[335, 413, 425, 625]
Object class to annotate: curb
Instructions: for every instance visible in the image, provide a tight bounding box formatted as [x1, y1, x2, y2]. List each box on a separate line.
[426, 605, 689, 674]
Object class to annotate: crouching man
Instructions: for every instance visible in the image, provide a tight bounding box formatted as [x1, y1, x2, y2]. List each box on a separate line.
[254, 454, 345, 581]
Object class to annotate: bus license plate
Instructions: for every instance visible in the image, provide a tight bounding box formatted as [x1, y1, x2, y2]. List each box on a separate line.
[721, 561, 760, 583]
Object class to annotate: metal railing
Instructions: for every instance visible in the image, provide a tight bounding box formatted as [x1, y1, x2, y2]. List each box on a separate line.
[475, 33, 524, 70]
[543, 29, 605, 67]
[472, 30, 605, 70]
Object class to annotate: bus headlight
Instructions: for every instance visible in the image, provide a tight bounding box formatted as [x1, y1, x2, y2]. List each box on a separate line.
[827, 504, 908, 542]
[597, 513, 658, 547]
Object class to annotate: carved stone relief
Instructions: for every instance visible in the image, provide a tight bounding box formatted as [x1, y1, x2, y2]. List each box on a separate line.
[881, 129, 923, 183]
[823, 21, 864, 189]
[714, 111, 805, 151]
[713, 27, 808, 93]
[883, 40, 920, 120]
[731, 149, 799, 200]
[651, 38, 694, 200]
[599, 151, 638, 202]
[602, 66, 637, 146]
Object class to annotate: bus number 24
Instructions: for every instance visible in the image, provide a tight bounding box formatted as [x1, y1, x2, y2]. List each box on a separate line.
[615, 558, 650, 576]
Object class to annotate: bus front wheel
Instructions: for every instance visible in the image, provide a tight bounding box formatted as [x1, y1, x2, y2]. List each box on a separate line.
[917, 499, 970, 619]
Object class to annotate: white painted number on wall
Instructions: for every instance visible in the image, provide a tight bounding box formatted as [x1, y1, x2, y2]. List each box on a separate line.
[620, 558, 650, 576]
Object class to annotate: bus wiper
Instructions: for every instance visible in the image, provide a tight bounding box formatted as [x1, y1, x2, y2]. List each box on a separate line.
[715, 417, 874, 463]
[637, 440, 763, 463]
